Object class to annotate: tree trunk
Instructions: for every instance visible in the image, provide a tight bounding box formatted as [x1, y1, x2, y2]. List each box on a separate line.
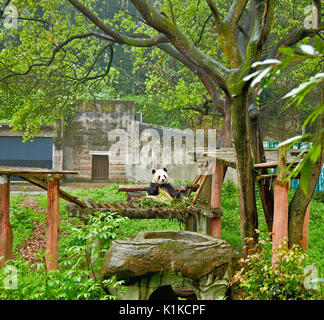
[288, 149, 323, 248]
[248, 91, 274, 232]
[231, 89, 258, 250]
[217, 95, 232, 148]
[250, 117, 274, 232]
[288, 86, 324, 248]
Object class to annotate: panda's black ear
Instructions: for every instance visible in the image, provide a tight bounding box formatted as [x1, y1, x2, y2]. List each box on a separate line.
[163, 168, 167, 172]
[152, 169, 156, 174]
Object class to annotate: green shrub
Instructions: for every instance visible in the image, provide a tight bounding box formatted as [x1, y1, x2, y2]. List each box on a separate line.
[0, 211, 127, 300]
[231, 234, 320, 300]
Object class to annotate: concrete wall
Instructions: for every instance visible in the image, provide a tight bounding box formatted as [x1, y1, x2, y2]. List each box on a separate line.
[125, 122, 200, 183]
[0, 102, 239, 185]
[63, 100, 134, 181]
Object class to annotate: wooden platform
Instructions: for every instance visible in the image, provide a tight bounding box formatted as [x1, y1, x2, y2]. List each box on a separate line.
[66, 201, 204, 221]
[192, 148, 302, 170]
[0, 166, 79, 270]
[0, 166, 78, 178]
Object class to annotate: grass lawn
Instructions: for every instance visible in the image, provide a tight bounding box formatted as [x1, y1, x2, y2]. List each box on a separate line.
[8, 181, 324, 291]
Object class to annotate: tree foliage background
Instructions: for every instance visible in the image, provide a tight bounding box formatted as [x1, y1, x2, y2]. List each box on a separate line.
[0, 0, 323, 249]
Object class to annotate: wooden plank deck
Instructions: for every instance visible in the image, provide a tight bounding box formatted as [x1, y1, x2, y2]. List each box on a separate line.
[0, 166, 78, 178]
[192, 148, 302, 170]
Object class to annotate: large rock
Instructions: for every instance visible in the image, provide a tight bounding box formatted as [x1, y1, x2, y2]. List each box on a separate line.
[101, 230, 234, 300]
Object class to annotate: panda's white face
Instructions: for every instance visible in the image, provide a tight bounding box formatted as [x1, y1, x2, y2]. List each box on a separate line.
[152, 168, 169, 184]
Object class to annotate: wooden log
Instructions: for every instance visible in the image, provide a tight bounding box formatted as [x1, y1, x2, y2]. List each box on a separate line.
[126, 192, 145, 202]
[184, 160, 209, 196]
[272, 146, 289, 265]
[46, 179, 60, 270]
[105, 202, 117, 210]
[211, 162, 223, 208]
[117, 202, 128, 210]
[113, 202, 124, 210]
[254, 160, 299, 170]
[67, 205, 202, 220]
[210, 162, 223, 238]
[192, 164, 211, 205]
[256, 174, 277, 180]
[300, 203, 310, 250]
[119, 184, 199, 193]
[0, 175, 12, 266]
[19, 175, 87, 208]
[97, 202, 106, 209]
[272, 179, 289, 247]
[209, 218, 222, 239]
[118, 185, 150, 192]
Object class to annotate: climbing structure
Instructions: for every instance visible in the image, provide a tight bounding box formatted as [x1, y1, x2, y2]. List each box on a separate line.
[0, 166, 79, 270]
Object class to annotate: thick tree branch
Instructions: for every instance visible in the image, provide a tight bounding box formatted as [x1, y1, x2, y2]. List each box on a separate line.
[66, 0, 229, 91]
[129, 0, 229, 91]
[205, 0, 223, 31]
[67, 0, 169, 47]
[224, 0, 249, 32]
[206, 0, 250, 68]
[268, 23, 324, 59]
[157, 43, 225, 113]
[241, 0, 274, 75]
[237, 2, 255, 60]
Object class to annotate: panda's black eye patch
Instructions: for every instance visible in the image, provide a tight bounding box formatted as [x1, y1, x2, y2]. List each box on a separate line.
[158, 176, 160, 180]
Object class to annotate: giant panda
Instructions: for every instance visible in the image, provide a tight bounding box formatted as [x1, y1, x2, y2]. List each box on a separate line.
[148, 168, 180, 198]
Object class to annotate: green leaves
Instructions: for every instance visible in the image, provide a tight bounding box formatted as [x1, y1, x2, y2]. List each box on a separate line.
[246, 35, 324, 195]
[0, 206, 127, 300]
[0, 0, 117, 137]
[299, 158, 312, 196]
[232, 236, 318, 300]
[278, 47, 295, 56]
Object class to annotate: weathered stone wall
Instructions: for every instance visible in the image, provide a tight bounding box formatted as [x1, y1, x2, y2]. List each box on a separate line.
[63, 100, 134, 181]
[1, 101, 240, 184]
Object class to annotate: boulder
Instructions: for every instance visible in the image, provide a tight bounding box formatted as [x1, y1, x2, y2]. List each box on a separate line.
[101, 230, 234, 300]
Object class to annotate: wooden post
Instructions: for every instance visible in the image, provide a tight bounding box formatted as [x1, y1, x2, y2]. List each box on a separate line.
[272, 146, 289, 264]
[0, 175, 12, 266]
[300, 203, 310, 250]
[196, 171, 212, 235]
[210, 162, 223, 238]
[46, 178, 60, 270]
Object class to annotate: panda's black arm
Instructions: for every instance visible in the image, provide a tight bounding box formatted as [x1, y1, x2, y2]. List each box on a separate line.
[148, 183, 160, 196]
[164, 183, 180, 198]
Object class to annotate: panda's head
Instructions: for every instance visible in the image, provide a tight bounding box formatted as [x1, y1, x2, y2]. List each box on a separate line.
[152, 168, 169, 185]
